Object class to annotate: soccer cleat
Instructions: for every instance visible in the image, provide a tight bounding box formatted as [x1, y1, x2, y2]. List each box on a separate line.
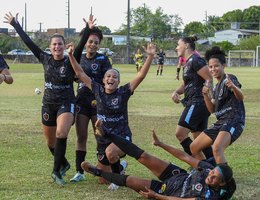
[70, 172, 86, 182]
[108, 183, 120, 191]
[108, 160, 128, 191]
[51, 171, 65, 186]
[94, 119, 105, 137]
[81, 161, 101, 176]
[60, 161, 71, 177]
[120, 160, 128, 175]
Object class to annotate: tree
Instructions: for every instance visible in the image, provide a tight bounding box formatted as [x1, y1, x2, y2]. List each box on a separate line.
[98, 26, 112, 35]
[242, 6, 260, 30]
[183, 21, 204, 36]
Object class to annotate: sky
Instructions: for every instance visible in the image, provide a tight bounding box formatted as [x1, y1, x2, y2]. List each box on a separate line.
[0, 0, 259, 32]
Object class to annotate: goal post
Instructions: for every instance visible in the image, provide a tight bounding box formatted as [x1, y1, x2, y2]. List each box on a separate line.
[228, 50, 255, 67]
[256, 46, 260, 67]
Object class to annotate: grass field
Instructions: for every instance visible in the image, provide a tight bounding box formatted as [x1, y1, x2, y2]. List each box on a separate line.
[0, 63, 259, 200]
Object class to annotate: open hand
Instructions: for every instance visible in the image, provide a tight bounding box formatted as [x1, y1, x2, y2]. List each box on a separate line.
[4, 12, 18, 24]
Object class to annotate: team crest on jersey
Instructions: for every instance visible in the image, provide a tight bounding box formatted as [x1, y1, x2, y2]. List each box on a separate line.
[43, 112, 49, 121]
[219, 88, 224, 96]
[91, 63, 98, 71]
[60, 66, 66, 74]
[98, 154, 104, 161]
[111, 98, 118, 105]
[195, 183, 203, 192]
[172, 169, 181, 175]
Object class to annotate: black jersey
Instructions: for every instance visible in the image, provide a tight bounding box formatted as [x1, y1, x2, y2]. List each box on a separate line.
[157, 52, 165, 61]
[76, 53, 112, 98]
[213, 74, 245, 124]
[0, 55, 9, 71]
[10, 19, 89, 105]
[162, 161, 220, 199]
[92, 81, 133, 137]
[182, 54, 207, 105]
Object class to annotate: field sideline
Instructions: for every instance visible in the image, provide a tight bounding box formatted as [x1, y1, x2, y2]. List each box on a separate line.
[0, 63, 259, 200]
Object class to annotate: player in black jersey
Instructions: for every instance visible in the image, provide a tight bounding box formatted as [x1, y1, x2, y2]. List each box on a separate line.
[0, 54, 13, 85]
[70, 22, 112, 183]
[67, 42, 156, 186]
[190, 46, 245, 165]
[81, 121, 236, 200]
[4, 12, 93, 185]
[171, 35, 214, 163]
[156, 49, 166, 76]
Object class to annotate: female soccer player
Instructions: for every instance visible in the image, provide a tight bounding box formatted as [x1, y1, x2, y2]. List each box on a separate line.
[190, 46, 245, 165]
[134, 48, 144, 72]
[156, 48, 166, 76]
[69, 20, 112, 184]
[4, 12, 93, 185]
[67, 41, 156, 188]
[171, 35, 214, 162]
[82, 121, 236, 200]
[0, 54, 13, 85]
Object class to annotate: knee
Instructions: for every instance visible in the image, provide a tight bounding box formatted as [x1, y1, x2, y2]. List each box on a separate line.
[105, 149, 120, 164]
[190, 142, 197, 155]
[175, 131, 186, 142]
[212, 144, 224, 157]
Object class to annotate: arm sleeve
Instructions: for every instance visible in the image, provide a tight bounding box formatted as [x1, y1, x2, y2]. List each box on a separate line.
[10, 19, 43, 60]
[73, 25, 91, 62]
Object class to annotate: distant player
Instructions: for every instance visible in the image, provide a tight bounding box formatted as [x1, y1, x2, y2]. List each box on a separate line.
[134, 48, 144, 72]
[156, 48, 166, 76]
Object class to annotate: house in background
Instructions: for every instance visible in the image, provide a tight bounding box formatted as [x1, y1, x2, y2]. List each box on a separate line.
[208, 22, 260, 45]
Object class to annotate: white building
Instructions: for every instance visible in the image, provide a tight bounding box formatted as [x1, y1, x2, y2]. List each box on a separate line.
[208, 29, 259, 45]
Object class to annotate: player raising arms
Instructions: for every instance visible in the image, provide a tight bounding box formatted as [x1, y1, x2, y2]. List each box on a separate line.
[67, 41, 156, 189]
[4, 12, 93, 185]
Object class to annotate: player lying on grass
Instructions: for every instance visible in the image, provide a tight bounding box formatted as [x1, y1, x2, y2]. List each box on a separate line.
[81, 119, 236, 200]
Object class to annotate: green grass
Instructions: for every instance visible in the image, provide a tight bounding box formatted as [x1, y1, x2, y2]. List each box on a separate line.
[0, 63, 259, 200]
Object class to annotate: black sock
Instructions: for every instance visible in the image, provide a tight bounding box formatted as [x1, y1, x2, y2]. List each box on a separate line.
[48, 147, 55, 156]
[53, 138, 67, 172]
[202, 146, 213, 159]
[157, 70, 159, 75]
[101, 171, 128, 186]
[111, 160, 122, 174]
[180, 137, 192, 155]
[106, 134, 144, 160]
[76, 150, 86, 173]
[160, 69, 163, 75]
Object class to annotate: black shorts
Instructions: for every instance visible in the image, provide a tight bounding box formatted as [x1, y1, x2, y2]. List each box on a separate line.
[76, 95, 97, 118]
[41, 103, 75, 126]
[178, 103, 210, 132]
[204, 120, 244, 144]
[158, 59, 164, 65]
[96, 134, 131, 163]
[150, 163, 186, 193]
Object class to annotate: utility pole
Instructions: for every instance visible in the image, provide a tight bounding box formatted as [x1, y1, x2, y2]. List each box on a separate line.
[126, 0, 130, 64]
[25, 3, 27, 32]
[39, 22, 43, 32]
[66, 0, 70, 37]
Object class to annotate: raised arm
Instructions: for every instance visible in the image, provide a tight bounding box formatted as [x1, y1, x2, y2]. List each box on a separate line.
[152, 130, 199, 169]
[67, 44, 92, 90]
[129, 43, 156, 92]
[73, 14, 97, 62]
[4, 12, 43, 60]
